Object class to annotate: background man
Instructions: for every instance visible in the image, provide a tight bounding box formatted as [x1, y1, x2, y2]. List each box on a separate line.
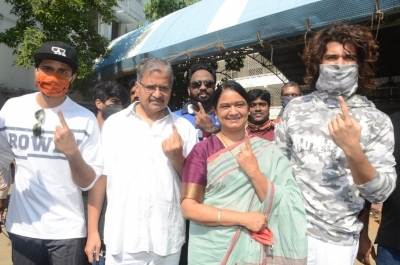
[92, 81, 129, 128]
[82, 81, 129, 264]
[0, 164, 12, 222]
[373, 111, 400, 264]
[129, 78, 139, 103]
[246, 89, 275, 141]
[173, 63, 220, 264]
[274, 81, 302, 124]
[85, 58, 197, 264]
[0, 41, 103, 265]
[174, 63, 220, 140]
[275, 24, 396, 265]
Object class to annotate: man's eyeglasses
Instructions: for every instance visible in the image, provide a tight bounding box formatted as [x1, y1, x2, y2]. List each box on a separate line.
[190, 80, 215, 89]
[282, 93, 301, 98]
[33, 109, 45, 137]
[139, 82, 170, 94]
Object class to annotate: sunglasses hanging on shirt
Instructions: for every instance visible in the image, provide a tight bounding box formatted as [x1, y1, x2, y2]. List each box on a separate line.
[33, 109, 45, 137]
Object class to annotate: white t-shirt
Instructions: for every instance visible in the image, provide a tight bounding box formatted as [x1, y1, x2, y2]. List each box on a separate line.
[0, 92, 103, 239]
[102, 102, 198, 256]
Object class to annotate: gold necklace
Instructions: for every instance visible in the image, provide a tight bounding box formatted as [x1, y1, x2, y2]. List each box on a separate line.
[219, 132, 237, 158]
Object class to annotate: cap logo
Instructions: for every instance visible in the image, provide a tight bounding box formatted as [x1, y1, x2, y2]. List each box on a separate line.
[51, 47, 66, 57]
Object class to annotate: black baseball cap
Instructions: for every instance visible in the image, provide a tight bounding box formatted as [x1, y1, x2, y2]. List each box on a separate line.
[33, 41, 78, 73]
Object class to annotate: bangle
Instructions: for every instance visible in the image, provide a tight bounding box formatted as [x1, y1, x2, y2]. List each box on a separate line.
[217, 209, 223, 226]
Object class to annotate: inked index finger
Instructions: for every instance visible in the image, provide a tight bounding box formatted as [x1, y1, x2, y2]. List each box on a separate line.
[172, 124, 182, 142]
[57, 109, 69, 128]
[172, 124, 178, 135]
[245, 135, 252, 151]
[338, 96, 350, 120]
[197, 102, 205, 114]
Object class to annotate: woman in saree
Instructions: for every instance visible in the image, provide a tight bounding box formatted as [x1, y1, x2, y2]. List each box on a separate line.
[181, 80, 308, 265]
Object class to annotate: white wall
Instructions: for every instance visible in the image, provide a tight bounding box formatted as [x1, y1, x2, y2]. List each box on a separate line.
[0, 1, 37, 93]
[99, 0, 151, 40]
[234, 73, 284, 89]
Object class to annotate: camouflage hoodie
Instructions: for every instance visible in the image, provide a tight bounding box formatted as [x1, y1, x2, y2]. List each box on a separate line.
[275, 74, 396, 245]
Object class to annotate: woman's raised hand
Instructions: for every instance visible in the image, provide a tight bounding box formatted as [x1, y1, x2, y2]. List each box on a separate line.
[236, 136, 260, 177]
[241, 211, 268, 232]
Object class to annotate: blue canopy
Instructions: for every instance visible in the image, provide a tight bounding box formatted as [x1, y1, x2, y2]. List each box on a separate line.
[95, 0, 400, 78]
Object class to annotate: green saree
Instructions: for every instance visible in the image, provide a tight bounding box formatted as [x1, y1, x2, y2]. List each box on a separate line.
[182, 136, 308, 264]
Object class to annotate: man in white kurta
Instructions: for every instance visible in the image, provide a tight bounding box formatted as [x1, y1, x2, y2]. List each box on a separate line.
[85, 58, 197, 265]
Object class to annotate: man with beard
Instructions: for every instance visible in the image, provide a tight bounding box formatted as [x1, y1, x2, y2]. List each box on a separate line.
[173, 63, 219, 265]
[174, 63, 220, 140]
[275, 24, 396, 265]
[246, 89, 274, 141]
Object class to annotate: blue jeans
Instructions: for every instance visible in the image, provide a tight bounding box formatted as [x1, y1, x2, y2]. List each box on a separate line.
[376, 245, 400, 265]
[9, 233, 86, 265]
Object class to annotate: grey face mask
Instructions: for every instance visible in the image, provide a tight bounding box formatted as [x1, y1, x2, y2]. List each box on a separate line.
[316, 64, 358, 101]
[102, 104, 123, 120]
[281, 97, 293, 108]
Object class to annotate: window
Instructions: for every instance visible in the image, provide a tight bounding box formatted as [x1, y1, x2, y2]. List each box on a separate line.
[111, 21, 120, 40]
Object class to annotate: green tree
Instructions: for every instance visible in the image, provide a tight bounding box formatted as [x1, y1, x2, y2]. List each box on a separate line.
[144, 0, 199, 22]
[0, 0, 119, 96]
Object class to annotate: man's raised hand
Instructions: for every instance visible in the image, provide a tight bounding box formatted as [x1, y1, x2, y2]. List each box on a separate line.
[54, 109, 78, 157]
[162, 124, 184, 162]
[194, 102, 215, 134]
[328, 96, 362, 152]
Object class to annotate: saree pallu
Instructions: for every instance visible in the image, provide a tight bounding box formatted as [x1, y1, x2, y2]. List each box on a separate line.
[187, 137, 308, 265]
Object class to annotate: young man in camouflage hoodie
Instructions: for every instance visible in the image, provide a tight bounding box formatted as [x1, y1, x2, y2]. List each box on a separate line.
[275, 24, 396, 265]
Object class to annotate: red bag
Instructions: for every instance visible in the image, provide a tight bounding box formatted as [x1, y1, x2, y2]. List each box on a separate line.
[248, 227, 274, 245]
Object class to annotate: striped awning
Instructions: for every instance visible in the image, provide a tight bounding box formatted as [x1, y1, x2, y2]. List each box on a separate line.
[95, 0, 400, 78]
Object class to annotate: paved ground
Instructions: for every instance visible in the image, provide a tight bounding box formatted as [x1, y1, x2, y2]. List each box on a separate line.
[0, 215, 381, 265]
[0, 211, 382, 265]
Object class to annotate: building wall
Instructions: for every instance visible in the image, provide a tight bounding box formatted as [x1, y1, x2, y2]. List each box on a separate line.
[214, 54, 292, 119]
[74, 0, 151, 105]
[0, 1, 38, 109]
[99, 0, 150, 40]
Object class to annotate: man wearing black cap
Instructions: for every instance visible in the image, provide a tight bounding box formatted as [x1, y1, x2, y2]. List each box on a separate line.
[0, 41, 103, 265]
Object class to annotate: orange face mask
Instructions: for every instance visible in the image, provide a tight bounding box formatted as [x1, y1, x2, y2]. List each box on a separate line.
[35, 71, 72, 98]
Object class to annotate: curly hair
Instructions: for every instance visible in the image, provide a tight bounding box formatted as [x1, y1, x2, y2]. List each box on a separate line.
[302, 24, 379, 93]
